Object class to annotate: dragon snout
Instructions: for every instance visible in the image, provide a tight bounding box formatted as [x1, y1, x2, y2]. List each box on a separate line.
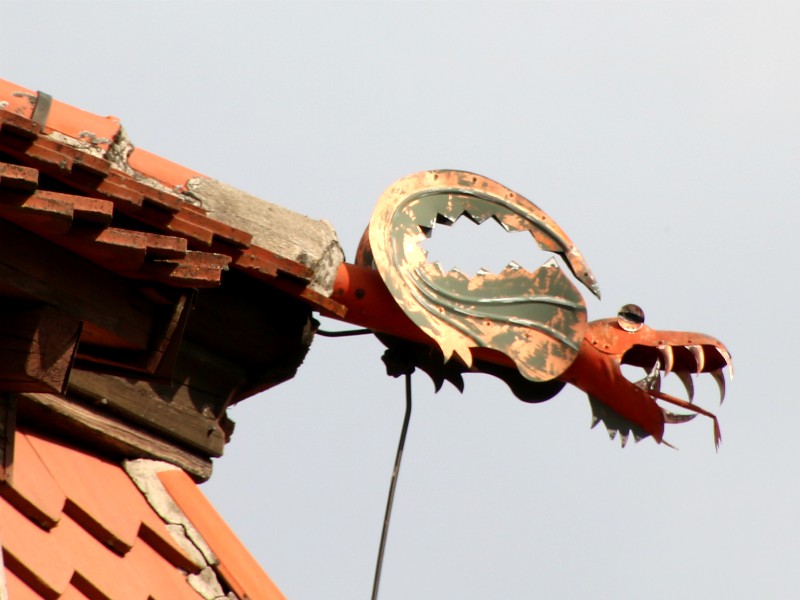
[569, 304, 734, 449]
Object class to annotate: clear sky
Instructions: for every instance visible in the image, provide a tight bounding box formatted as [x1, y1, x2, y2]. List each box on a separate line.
[4, 2, 799, 598]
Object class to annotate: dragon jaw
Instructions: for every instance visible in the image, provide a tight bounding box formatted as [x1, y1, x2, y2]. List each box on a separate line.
[560, 306, 734, 448]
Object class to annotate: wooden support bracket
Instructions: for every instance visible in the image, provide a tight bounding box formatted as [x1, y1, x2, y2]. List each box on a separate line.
[0, 300, 81, 394]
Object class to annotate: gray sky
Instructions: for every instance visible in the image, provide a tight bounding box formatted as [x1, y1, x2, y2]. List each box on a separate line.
[4, 2, 799, 598]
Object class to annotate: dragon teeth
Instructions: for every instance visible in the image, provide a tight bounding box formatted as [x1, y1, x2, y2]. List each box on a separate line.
[658, 345, 674, 376]
[495, 217, 513, 232]
[711, 368, 726, 404]
[688, 345, 705, 373]
[675, 370, 695, 402]
[718, 347, 734, 380]
[465, 211, 490, 225]
[662, 408, 698, 424]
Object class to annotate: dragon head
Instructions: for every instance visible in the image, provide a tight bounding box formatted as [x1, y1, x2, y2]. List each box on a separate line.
[562, 304, 733, 448]
[351, 170, 733, 448]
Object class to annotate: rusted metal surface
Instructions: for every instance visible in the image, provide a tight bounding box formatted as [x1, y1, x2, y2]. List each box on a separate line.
[358, 170, 598, 382]
[561, 306, 733, 448]
[348, 170, 733, 448]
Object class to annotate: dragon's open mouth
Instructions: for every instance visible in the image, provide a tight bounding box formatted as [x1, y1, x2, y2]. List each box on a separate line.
[622, 341, 734, 400]
[590, 328, 735, 448]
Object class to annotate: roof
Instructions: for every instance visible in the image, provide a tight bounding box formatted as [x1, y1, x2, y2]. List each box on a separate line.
[0, 78, 349, 474]
[0, 78, 345, 308]
[0, 79, 352, 599]
[0, 426, 285, 599]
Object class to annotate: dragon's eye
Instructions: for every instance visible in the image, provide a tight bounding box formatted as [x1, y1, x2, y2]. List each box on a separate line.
[617, 304, 645, 332]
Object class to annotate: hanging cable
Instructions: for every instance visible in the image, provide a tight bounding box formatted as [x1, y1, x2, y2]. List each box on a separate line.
[316, 328, 373, 337]
[371, 371, 413, 600]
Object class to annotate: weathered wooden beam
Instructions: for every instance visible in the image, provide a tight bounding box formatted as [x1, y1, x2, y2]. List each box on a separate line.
[0, 221, 195, 379]
[0, 300, 81, 394]
[0, 219, 153, 349]
[0, 395, 16, 483]
[14, 392, 213, 481]
[68, 367, 228, 457]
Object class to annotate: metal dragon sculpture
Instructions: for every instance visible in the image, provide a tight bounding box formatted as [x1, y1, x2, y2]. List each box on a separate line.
[331, 170, 732, 448]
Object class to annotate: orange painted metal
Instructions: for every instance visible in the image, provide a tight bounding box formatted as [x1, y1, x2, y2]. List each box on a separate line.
[335, 170, 733, 448]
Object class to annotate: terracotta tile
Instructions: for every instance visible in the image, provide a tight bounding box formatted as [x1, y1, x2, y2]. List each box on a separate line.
[26, 138, 75, 173]
[94, 172, 144, 210]
[0, 494, 72, 598]
[139, 187, 183, 214]
[4, 568, 44, 600]
[23, 432, 198, 572]
[71, 152, 112, 178]
[135, 205, 215, 246]
[48, 514, 199, 600]
[123, 537, 203, 600]
[127, 148, 203, 190]
[51, 512, 150, 600]
[58, 583, 95, 600]
[0, 161, 38, 192]
[0, 431, 65, 529]
[0, 79, 36, 119]
[158, 469, 287, 600]
[62, 193, 114, 226]
[0, 193, 72, 237]
[0, 110, 40, 139]
[58, 228, 147, 273]
[26, 433, 144, 554]
[43, 102, 120, 155]
[137, 518, 203, 575]
[138, 257, 227, 288]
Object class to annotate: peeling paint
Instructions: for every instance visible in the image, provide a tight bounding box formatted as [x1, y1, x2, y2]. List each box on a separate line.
[124, 459, 219, 567]
[11, 91, 36, 105]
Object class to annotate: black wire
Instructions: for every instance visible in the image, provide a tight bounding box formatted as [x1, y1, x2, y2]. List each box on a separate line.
[371, 372, 413, 600]
[316, 328, 373, 337]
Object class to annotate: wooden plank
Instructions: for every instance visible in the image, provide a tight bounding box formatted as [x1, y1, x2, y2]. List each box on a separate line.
[0, 219, 155, 349]
[0, 395, 16, 483]
[0, 301, 81, 395]
[14, 392, 213, 481]
[67, 369, 227, 458]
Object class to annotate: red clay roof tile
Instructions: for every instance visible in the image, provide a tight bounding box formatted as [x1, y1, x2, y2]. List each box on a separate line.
[0, 162, 38, 191]
[158, 468, 287, 600]
[0, 431, 64, 529]
[0, 494, 73, 598]
[127, 148, 202, 191]
[0, 430, 254, 599]
[4, 567, 47, 600]
[1, 85, 347, 315]
[0, 80, 121, 154]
